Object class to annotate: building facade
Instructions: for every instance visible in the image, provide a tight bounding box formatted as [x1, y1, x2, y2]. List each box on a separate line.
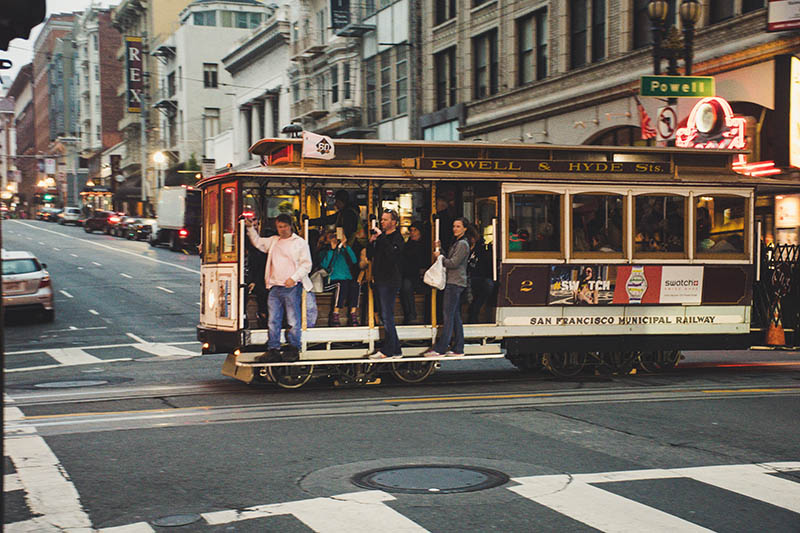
[153, 0, 273, 176]
[7, 63, 35, 216]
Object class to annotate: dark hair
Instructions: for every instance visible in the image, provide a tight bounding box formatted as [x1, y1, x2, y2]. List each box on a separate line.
[382, 209, 399, 222]
[275, 213, 294, 227]
[335, 190, 349, 203]
[410, 221, 423, 232]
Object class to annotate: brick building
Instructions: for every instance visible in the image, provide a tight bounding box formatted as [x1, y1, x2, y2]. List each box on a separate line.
[7, 63, 35, 215]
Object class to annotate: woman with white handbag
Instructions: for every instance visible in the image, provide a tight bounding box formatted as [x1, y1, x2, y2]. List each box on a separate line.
[423, 217, 471, 357]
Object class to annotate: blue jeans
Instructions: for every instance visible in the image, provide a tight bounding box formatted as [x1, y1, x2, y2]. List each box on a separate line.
[267, 285, 302, 349]
[433, 284, 466, 354]
[375, 283, 401, 356]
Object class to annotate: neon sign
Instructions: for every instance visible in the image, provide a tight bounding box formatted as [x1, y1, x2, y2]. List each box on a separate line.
[675, 97, 746, 150]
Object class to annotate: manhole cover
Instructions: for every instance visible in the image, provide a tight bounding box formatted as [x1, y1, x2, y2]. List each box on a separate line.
[151, 514, 202, 527]
[352, 464, 509, 494]
[34, 380, 109, 388]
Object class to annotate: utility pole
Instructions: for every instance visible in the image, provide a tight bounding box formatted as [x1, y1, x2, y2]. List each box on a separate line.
[139, 30, 149, 215]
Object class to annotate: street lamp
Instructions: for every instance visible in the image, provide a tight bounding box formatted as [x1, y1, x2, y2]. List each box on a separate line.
[649, 0, 701, 76]
[679, 0, 702, 76]
[153, 151, 167, 192]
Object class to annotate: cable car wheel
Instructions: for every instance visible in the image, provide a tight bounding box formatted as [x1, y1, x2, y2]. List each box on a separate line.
[599, 351, 638, 375]
[638, 350, 681, 373]
[542, 351, 587, 378]
[507, 353, 545, 373]
[390, 361, 436, 384]
[335, 363, 376, 386]
[267, 364, 315, 389]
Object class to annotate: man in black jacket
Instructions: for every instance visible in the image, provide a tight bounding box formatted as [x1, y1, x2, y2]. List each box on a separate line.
[400, 221, 427, 324]
[367, 209, 404, 359]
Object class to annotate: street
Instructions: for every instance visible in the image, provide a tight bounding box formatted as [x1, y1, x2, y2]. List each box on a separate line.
[3, 219, 800, 532]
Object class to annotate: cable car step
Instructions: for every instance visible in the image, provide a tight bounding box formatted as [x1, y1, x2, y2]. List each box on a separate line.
[237, 350, 506, 367]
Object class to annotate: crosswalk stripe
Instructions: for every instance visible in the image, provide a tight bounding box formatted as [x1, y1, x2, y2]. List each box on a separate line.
[132, 343, 197, 357]
[510, 474, 714, 533]
[45, 348, 104, 366]
[203, 490, 430, 532]
[4, 473, 23, 492]
[96, 523, 155, 532]
[674, 463, 800, 514]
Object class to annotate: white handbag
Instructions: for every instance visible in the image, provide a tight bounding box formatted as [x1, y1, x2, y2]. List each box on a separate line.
[423, 255, 446, 290]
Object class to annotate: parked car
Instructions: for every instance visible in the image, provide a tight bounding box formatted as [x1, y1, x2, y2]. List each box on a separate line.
[2, 249, 54, 322]
[58, 207, 83, 225]
[83, 210, 123, 233]
[111, 216, 140, 237]
[130, 218, 156, 240]
[42, 207, 62, 222]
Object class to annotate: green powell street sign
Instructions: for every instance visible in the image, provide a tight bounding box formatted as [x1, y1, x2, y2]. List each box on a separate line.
[640, 75, 715, 98]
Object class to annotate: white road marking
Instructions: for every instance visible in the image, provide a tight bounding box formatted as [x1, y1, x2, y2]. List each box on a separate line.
[78, 266, 84, 270]
[59, 290, 73, 298]
[511, 474, 713, 532]
[97, 523, 156, 532]
[132, 343, 196, 357]
[92, 261, 102, 266]
[3, 398, 92, 531]
[26, 237, 32, 240]
[126, 332, 147, 343]
[53, 248, 60, 251]
[202, 490, 430, 532]
[120, 273, 133, 279]
[89, 309, 99, 315]
[45, 348, 104, 366]
[5, 358, 132, 373]
[9, 220, 201, 274]
[6, 340, 198, 356]
[156, 286, 174, 293]
[70, 253, 78, 257]
[38, 241, 45, 245]
[511, 462, 800, 533]
[673, 463, 800, 514]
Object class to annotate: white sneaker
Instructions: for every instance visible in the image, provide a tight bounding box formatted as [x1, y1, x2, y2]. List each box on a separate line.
[445, 351, 464, 357]
[368, 351, 388, 360]
[422, 348, 441, 357]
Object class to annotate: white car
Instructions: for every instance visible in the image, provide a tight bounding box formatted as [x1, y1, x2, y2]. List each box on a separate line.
[2, 250, 54, 322]
[59, 206, 83, 225]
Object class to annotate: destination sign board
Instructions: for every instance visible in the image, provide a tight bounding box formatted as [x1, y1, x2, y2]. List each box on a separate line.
[419, 158, 671, 174]
[640, 75, 715, 98]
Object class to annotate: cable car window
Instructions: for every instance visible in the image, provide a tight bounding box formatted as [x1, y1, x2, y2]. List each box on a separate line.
[634, 194, 686, 257]
[204, 185, 219, 262]
[696, 195, 746, 255]
[221, 184, 237, 260]
[507, 192, 562, 256]
[572, 193, 624, 255]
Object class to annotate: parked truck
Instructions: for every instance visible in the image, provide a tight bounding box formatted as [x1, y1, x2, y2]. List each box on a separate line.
[150, 186, 202, 252]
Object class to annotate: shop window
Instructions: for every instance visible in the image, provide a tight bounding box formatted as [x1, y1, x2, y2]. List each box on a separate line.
[507, 192, 562, 257]
[634, 194, 686, 257]
[696, 195, 746, 256]
[572, 193, 624, 256]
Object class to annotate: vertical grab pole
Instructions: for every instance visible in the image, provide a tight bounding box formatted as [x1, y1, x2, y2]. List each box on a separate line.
[300, 179, 307, 346]
[756, 221, 762, 282]
[431, 183, 438, 332]
[367, 180, 375, 352]
[491, 217, 498, 282]
[239, 217, 246, 330]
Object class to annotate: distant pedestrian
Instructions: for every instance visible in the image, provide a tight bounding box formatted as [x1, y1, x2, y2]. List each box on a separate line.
[424, 217, 470, 357]
[367, 209, 405, 359]
[245, 213, 313, 363]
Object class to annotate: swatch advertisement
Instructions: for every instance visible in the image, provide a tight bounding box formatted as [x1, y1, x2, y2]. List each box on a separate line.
[612, 266, 703, 304]
[548, 265, 616, 305]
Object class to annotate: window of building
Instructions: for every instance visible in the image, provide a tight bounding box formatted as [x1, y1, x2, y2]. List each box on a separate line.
[96, 124, 101, 142]
[570, 0, 587, 68]
[742, 0, 764, 13]
[571, 193, 624, 256]
[365, 0, 376, 16]
[517, 9, 548, 85]
[434, 46, 456, 110]
[634, 194, 686, 257]
[178, 66, 183, 91]
[203, 63, 218, 88]
[473, 29, 498, 99]
[292, 82, 300, 103]
[194, 11, 216, 26]
[507, 192, 562, 256]
[331, 64, 339, 104]
[226, 11, 261, 28]
[205, 107, 221, 138]
[591, 0, 606, 62]
[92, 33, 98, 51]
[396, 47, 408, 115]
[366, 57, 376, 124]
[318, 74, 328, 109]
[167, 72, 176, 96]
[632, 0, 652, 49]
[435, 0, 456, 26]
[708, 1, 734, 23]
[317, 9, 327, 44]
[380, 51, 392, 120]
[94, 64, 99, 81]
[696, 195, 746, 256]
[344, 62, 351, 99]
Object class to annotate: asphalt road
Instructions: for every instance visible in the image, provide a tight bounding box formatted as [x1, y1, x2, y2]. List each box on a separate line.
[3, 219, 800, 532]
